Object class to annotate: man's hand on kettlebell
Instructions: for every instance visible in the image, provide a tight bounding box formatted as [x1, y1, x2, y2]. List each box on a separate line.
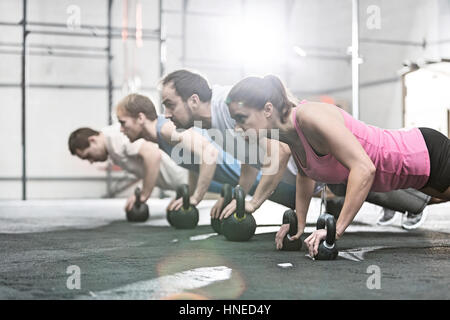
[210, 197, 224, 218]
[125, 194, 136, 212]
[275, 224, 290, 250]
[219, 199, 257, 220]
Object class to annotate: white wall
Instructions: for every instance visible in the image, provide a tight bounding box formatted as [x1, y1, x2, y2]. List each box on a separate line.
[1, 0, 449, 199]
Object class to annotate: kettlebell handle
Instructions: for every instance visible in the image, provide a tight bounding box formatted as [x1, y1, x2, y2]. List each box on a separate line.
[134, 187, 142, 207]
[176, 184, 190, 210]
[234, 185, 245, 219]
[220, 184, 233, 212]
[282, 209, 297, 236]
[316, 213, 336, 246]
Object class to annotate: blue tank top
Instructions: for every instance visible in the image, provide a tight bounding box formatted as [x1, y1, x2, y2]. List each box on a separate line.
[155, 115, 262, 187]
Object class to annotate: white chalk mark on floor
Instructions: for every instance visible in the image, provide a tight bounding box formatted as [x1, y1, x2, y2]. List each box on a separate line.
[77, 266, 232, 300]
[338, 246, 387, 262]
[189, 233, 218, 241]
[277, 263, 293, 269]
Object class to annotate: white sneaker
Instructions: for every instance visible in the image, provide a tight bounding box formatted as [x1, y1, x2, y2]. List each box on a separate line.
[402, 207, 428, 230]
[376, 208, 397, 226]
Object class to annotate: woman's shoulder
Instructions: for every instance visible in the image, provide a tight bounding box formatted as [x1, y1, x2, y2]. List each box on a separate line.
[295, 102, 343, 131]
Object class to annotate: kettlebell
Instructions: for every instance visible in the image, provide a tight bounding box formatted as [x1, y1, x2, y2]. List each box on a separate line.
[325, 197, 344, 220]
[126, 187, 150, 222]
[167, 184, 199, 229]
[281, 209, 302, 251]
[211, 184, 232, 234]
[314, 213, 338, 260]
[221, 185, 256, 242]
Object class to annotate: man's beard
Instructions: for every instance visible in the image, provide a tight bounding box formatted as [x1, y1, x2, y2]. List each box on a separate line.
[178, 102, 195, 129]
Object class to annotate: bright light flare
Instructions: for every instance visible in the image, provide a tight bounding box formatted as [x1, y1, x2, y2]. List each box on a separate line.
[224, 12, 287, 66]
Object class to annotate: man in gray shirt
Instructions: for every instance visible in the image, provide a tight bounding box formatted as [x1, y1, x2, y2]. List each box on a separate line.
[68, 124, 189, 212]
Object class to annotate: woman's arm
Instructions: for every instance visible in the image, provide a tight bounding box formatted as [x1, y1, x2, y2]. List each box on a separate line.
[293, 170, 317, 237]
[275, 169, 315, 249]
[301, 103, 375, 255]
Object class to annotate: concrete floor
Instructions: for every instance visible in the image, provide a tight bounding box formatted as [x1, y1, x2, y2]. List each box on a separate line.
[0, 198, 448, 300]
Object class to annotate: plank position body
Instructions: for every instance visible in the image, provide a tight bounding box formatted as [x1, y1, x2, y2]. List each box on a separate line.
[225, 75, 450, 256]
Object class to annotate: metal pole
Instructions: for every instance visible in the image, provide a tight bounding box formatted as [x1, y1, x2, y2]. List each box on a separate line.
[158, 0, 165, 199]
[181, 0, 187, 67]
[21, 0, 27, 200]
[106, 0, 113, 197]
[159, 0, 166, 79]
[284, 0, 295, 89]
[240, 0, 246, 78]
[352, 0, 360, 120]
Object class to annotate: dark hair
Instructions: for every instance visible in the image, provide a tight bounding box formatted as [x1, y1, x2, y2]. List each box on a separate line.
[68, 127, 100, 155]
[161, 69, 212, 102]
[116, 93, 157, 120]
[226, 75, 296, 123]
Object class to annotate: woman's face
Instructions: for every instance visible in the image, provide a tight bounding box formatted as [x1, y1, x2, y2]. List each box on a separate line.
[228, 102, 272, 138]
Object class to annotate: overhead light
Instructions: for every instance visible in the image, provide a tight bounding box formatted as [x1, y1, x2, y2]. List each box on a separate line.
[223, 11, 287, 66]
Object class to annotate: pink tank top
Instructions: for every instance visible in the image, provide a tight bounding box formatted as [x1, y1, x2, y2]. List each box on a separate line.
[290, 104, 430, 192]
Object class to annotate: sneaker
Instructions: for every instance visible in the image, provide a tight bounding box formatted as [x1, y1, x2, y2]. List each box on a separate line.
[402, 208, 428, 230]
[376, 208, 397, 226]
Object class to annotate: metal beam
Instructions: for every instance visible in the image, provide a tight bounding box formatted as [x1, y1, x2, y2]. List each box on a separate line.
[351, 0, 360, 120]
[0, 49, 108, 59]
[159, 0, 165, 78]
[181, 0, 187, 67]
[106, 0, 113, 197]
[0, 83, 157, 91]
[0, 20, 159, 35]
[0, 176, 137, 182]
[21, 0, 27, 200]
[25, 29, 159, 40]
[0, 41, 108, 52]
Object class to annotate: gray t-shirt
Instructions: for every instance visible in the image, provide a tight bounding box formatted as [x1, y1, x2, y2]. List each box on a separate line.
[209, 85, 264, 167]
[102, 124, 188, 191]
[210, 85, 235, 133]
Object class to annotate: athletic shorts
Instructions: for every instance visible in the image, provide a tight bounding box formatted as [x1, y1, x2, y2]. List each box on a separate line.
[419, 127, 450, 193]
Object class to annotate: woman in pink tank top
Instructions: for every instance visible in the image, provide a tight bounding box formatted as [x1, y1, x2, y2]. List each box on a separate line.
[226, 75, 450, 257]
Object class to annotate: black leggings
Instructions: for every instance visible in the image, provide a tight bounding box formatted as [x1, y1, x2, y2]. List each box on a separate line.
[419, 127, 450, 193]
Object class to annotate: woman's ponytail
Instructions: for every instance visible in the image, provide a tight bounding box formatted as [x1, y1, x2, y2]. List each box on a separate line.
[263, 75, 295, 123]
[227, 75, 296, 123]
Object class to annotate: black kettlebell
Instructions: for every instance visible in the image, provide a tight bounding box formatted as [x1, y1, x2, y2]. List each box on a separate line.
[325, 197, 344, 220]
[221, 185, 256, 242]
[281, 209, 302, 251]
[211, 184, 232, 234]
[126, 187, 149, 222]
[167, 184, 199, 229]
[314, 213, 338, 260]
